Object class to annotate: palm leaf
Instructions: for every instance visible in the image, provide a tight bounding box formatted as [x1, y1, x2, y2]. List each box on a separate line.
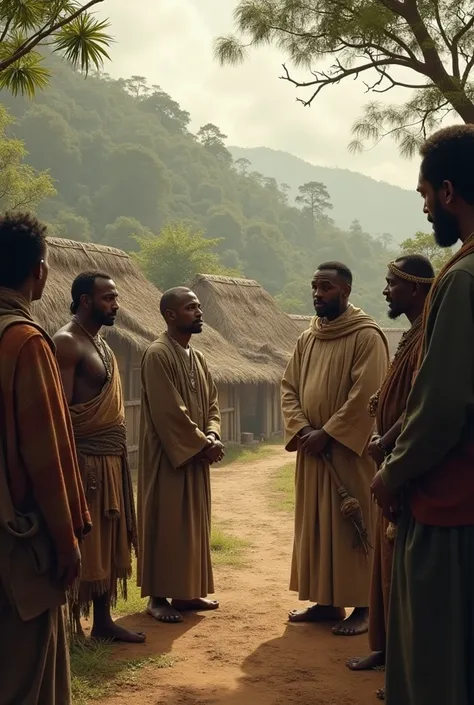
[0, 49, 50, 96]
[0, 0, 81, 30]
[0, 30, 51, 97]
[0, 0, 46, 31]
[53, 14, 112, 74]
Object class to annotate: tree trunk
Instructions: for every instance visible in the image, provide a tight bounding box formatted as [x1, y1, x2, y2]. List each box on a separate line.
[404, 6, 474, 124]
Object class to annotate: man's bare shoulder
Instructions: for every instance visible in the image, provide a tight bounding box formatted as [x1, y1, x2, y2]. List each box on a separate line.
[53, 325, 84, 364]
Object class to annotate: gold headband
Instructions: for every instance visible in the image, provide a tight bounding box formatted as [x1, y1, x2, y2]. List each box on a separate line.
[388, 261, 435, 285]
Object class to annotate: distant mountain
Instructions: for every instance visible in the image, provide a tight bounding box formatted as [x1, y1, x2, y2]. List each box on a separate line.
[229, 146, 427, 243]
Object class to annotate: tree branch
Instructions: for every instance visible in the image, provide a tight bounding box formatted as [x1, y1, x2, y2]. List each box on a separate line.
[432, 0, 453, 53]
[281, 56, 412, 105]
[462, 52, 474, 85]
[452, 14, 474, 82]
[451, 13, 474, 47]
[0, 0, 105, 72]
[0, 16, 13, 44]
[377, 0, 409, 19]
[379, 29, 424, 68]
[363, 66, 430, 94]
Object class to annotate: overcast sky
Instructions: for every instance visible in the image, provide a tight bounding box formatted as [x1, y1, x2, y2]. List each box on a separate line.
[98, 0, 427, 190]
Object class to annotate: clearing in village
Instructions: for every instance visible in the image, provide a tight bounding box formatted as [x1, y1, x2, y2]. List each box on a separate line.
[72, 445, 383, 705]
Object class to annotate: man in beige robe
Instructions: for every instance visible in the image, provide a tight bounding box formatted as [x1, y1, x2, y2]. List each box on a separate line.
[138, 287, 223, 623]
[282, 262, 389, 636]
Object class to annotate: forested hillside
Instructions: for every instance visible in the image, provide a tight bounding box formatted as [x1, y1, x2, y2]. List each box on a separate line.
[229, 147, 427, 242]
[1, 57, 405, 324]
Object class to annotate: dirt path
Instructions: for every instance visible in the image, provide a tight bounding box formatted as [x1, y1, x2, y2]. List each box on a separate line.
[103, 447, 383, 705]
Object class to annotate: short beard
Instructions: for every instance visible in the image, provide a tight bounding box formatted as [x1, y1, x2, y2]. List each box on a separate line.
[432, 197, 461, 248]
[315, 301, 342, 319]
[387, 307, 401, 320]
[91, 307, 115, 327]
[177, 322, 202, 335]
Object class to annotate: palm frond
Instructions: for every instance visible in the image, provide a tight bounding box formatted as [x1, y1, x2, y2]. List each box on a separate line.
[0, 49, 50, 97]
[53, 14, 112, 74]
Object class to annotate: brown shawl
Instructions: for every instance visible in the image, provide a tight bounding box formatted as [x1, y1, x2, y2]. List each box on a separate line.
[375, 317, 423, 437]
[70, 350, 137, 555]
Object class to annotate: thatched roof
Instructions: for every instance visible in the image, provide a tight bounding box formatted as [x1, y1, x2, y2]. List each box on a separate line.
[33, 238, 269, 384]
[288, 314, 313, 334]
[192, 274, 302, 379]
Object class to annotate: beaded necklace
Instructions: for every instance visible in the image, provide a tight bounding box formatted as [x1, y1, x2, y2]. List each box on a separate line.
[72, 315, 112, 382]
[368, 317, 421, 417]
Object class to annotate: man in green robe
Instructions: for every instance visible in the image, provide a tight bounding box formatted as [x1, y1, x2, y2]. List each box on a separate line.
[372, 125, 474, 705]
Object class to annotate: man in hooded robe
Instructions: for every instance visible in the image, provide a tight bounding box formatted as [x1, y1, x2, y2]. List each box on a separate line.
[282, 262, 389, 636]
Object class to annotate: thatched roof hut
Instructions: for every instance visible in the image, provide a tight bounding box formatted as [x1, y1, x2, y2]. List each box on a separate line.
[192, 274, 302, 380]
[288, 314, 313, 334]
[33, 238, 267, 384]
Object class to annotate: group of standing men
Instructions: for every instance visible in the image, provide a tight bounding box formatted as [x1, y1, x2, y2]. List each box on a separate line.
[0, 218, 222, 703]
[2, 123, 474, 705]
[284, 124, 474, 705]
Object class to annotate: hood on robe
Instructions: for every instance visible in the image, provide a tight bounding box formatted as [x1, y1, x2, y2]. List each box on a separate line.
[310, 303, 387, 345]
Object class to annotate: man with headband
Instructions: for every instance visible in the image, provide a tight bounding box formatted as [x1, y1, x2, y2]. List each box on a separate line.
[347, 255, 434, 701]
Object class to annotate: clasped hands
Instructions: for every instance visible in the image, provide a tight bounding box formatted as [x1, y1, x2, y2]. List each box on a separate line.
[297, 426, 330, 456]
[202, 434, 225, 464]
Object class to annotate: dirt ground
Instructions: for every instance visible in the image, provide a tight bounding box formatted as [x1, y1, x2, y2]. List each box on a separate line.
[102, 447, 383, 705]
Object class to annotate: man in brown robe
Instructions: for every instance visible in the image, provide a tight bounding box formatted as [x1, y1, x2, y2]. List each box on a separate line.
[0, 213, 90, 704]
[54, 271, 145, 643]
[282, 262, 389, 636]
[138, 287, 223, 623]
[347, 255, 434, 700]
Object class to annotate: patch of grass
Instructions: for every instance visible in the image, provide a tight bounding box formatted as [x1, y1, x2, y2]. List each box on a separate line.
[210, 525, 250, 566]
[216, 439, 283, 467]
[114, 566, 145, 616]
[114, 525, 249, 618]
[272, 462, 295, 512]
[71, 640, 172, 704]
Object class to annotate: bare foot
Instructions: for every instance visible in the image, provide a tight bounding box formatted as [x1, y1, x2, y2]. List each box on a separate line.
[171, 598, 219, 612]
[288, 604, 346, 623]
[91, 622, 146, 643]
[332, 607, 369, 636]
[71, 607, 86, 640]
[147, 597, 183, 623]
[376, 687, 385, 700]
[346, 651, 385, 671]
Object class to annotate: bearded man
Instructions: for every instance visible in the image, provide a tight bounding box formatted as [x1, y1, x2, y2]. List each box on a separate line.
[372, 124, 474, 705]
[347, 255, 434, 701]
[54, 271, 145, 643]
[282, 262, 389, 636]
[138, 287, 223, 624]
